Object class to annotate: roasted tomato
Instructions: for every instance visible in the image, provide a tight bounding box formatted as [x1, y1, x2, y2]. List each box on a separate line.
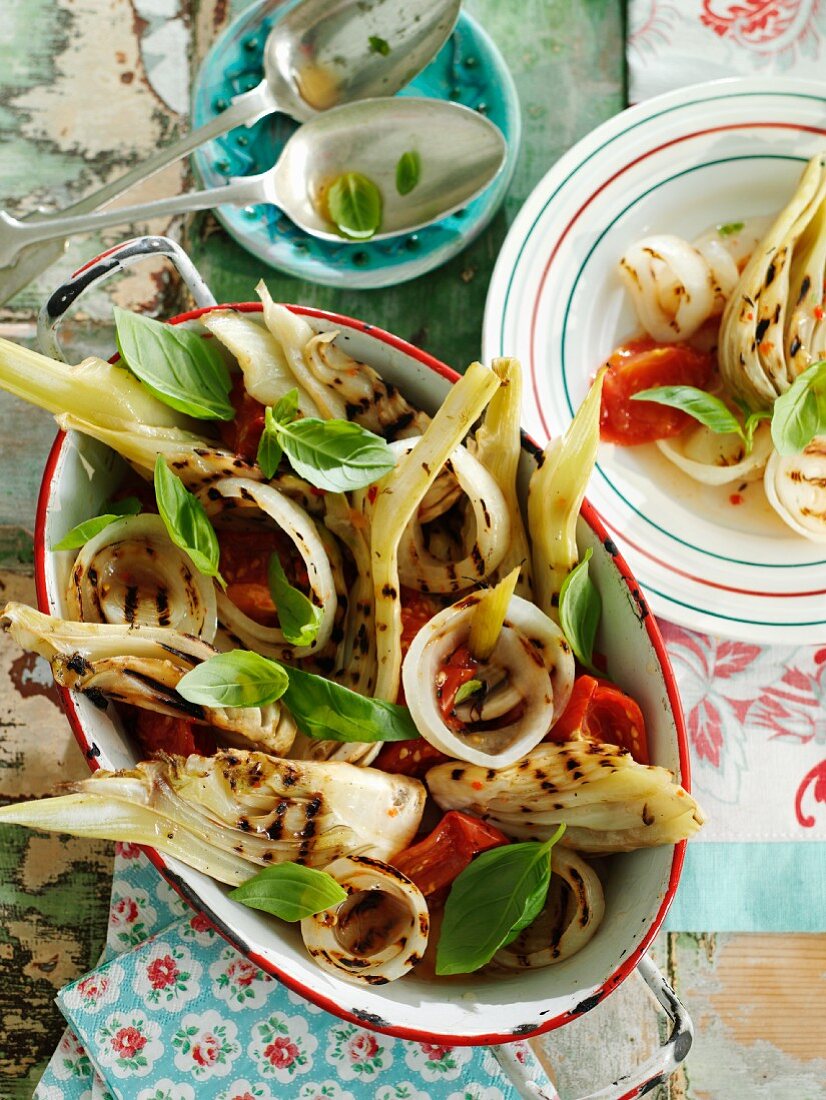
[373, 739, 451, 778]
[436, 644, 480, 730]
[392, 810, 510, 897]
[131, 709, 216, 758]
[218, 527, 308, 626]
[599, 337, 714, 445]
[218, 375, 267, 461]
[400, 588, 440, 658]
[549, 674, 649, 764]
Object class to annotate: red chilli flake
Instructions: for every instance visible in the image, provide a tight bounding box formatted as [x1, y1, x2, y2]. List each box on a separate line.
[815, 306, 825, 321]
[367, 485, 379, 504]
[471, 781, 484, 791]
[729, 493, 744, 506]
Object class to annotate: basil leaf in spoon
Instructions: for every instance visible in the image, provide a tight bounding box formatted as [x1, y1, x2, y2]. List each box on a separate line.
[274, 417, 395, 491]
[177, 650, 289, 709]
[230, 863, 347, 921]
[283, 665, 419, 743]
[558, 548, 601, 674]
[327, 172, 383, 240]
[396, 150, 421, 196]
[114, 307, 234, 421]
[268, 553, 323, 647]
[771, 360, 826, 455]
[436, 825, 566, 976]
[154, 456, 224, 585]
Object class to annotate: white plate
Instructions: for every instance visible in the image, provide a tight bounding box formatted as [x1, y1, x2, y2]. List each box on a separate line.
[482, 76, 826, 645]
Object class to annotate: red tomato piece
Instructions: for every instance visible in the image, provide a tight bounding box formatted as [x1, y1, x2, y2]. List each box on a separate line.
[374, 739, 451, 778]
[549, 674, 649, 764]
[392, 811, 510, 897]
[599, 337, 714, 445]
[218, 527, 309, 627]
[400, 588, 440, 658]
[437, 645, 480, 730]
[132, 709, 216, 758]
[218, 375, 266, 461]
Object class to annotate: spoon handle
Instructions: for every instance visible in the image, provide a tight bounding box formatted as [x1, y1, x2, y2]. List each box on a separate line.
[0, 175, 271, 265]
[0, 82, 275, 302]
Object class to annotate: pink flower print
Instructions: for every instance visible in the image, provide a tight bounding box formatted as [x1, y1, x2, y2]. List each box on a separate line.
[348, 1033, 379, 1062]
[112, 1026, 146, 1060]
[796, 760, 826, 828]
[146, 954, 179, 990]
[264, 1036, 300, 1069]
[77, 974, 109, 1002]
[687, 696, 725, 768]
[232, 1094, 256, 1100]
[192, 1032, 222, 1068]
[226, 958, 258, 988]
[421, 1043, 451, 1061]
[112, 897, 139, 925]
[191, 912, 212, 933]
[115, 841, 142, 859]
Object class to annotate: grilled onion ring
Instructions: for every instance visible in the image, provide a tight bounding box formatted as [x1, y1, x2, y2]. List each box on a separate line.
[66, 514, 217, 641]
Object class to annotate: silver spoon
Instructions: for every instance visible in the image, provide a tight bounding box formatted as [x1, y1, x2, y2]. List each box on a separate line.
[0, 0, 460, 300]
[0, 99, 505, 261]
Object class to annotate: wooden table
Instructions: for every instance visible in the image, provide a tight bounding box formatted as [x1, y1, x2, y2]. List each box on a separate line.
[0, 1, 824, 1096]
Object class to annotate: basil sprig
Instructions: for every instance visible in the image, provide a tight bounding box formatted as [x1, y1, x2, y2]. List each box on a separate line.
[230, 863, 346, 921]
[177, 650, 289, 708]
[268, 554, 322, 647]
[396, 150, 421, 196]
[114, 308, 234, 421]
[718, 221, 744, 238]
[631, 385, 771, 455]
[153, 456, 224, 586]
[51, 496, 142, 551]
[559, 548, 601, 674]
[436, 825, 566, 976]
[454, 679, 483, 705]
[327, 172, 383, 240]
[283, 665, 419, 743]
[257, 388, 395, 491]
[175, 649, 419, 742]
[771, 360, 826, 455]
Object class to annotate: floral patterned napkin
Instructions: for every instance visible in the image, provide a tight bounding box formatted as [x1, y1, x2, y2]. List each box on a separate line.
[34, 846, 546, 1100]
[627, 0, 826, 932]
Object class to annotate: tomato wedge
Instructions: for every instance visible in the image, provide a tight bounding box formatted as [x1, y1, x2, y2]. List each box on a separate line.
[549, 675, 649, 764]
[437, 644, 480, 730]
[219, 375, 266, 461]
[374, 739, 451, 778]
[392, 811, 510, 897]
[600, 337, 714, 445]
[131, 709, 216, 758]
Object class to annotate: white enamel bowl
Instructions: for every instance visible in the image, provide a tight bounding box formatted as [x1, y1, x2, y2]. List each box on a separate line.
[483, 76, 826, 645]
[34, 304, 689, 1044]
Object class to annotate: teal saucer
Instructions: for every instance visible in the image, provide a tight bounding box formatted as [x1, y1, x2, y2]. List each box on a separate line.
[190, 1, 520, 289]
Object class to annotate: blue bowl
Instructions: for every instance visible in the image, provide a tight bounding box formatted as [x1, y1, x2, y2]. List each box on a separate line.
[191, 0, 520, 288]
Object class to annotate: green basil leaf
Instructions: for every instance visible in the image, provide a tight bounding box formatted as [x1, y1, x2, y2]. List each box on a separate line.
[51, 514, 122, 551]
[743, 409, 772, 452]
[106, 496, 142, 517]
[368, 34, 391, 55]
[435, 825, 566, 975]
[327, 172, 382, 241]
[631, 385, 744, 438]
[558, 548, 601, 674]
[283, 665, 419, 743]
[257, 407, 283, 479]
[268, 554, 323, 647]
[230, 862, 347, 921]
[272, 388, 300, 427]
[114, 307, 234, 421]
[396, 150, 421, 196]
[274, 417, 395, 491]
[153, 456, 224, 584]
[177, 650, 289, 709]
[453, 679, 483, 705]
[718, 221, 744, 237]
[770, 360, 826, 455]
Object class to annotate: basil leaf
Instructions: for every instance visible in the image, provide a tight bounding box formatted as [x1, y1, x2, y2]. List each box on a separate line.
[453, 679, 483, 705]
[51, 514, 122, 551]
[771, 360, 826, 455]
[231, 862, 347, 921]
[396, 151, 421, 196]
[177, 650, 289, 709]
[718, 221, 744, 237]
[559, 548, 601, 674]
[327, 172, 382, 240]
[257, 406, 283, 479]
[114, 307, 234, 421]
[107, 496, 142, 517]
[743, 409, 772, 451]
[268, 554, 323, 647]
[435, 825, 566, 976]
[631, 385, 744, 438]
[272, 388, 300, 427]
[274, 417, 395, 491]
[153, 456, 224, 584]
[283, 665, 419, 743]
[368, 34, 390, 56]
